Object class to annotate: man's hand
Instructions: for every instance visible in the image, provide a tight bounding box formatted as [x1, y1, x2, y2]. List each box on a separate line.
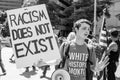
[95, 52, 109, 72]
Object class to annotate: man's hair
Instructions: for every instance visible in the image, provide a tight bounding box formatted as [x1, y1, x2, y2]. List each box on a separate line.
[110, 28, 118, 38]
[74, 19, 92, 29]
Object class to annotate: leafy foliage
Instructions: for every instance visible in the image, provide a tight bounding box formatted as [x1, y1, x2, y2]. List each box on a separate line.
[0, 0, 114, 37]
[46, 0, 113, 31]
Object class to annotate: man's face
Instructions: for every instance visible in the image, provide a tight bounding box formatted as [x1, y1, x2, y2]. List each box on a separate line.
[76, 23, 90, 39]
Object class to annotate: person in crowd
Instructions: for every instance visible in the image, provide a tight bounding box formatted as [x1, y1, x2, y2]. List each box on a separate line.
[0, 24, 6, 75]
[67, 32, 76, 42]
[21, 0, 38, 72]
[58, 36, 67, 46]
[40, 26, 60, 78]
[59, 19, 109, 80]
[2, 20, 15, 63]
[106, 28, 120, 80]
[0, 18, 13, 63]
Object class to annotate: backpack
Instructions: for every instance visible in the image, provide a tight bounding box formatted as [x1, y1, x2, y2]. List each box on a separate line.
[57, 42, 70, 69]
[57, 42, 93, 80]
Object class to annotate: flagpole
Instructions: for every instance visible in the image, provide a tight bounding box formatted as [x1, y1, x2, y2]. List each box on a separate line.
[99, 8, 107, 47]
[93, 0, 97, 37]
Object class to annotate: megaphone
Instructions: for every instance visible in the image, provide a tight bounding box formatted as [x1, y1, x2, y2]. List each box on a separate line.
[51, 69, 70, 80]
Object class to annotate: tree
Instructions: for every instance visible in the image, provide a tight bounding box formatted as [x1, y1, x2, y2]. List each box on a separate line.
[58, 0, 113, 28]
[2, 0, 114, 37]
[46, 0, 114, 36]
[35, 0, 114, 37]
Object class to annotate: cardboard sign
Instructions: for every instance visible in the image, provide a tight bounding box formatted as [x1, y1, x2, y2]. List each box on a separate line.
[6, 4, 60, 68]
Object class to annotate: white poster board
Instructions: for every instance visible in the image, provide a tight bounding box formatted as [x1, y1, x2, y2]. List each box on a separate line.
[6, 4, 61, 68]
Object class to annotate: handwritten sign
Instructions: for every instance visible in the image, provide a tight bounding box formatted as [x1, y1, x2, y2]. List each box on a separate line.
[6, 4, 60, 68]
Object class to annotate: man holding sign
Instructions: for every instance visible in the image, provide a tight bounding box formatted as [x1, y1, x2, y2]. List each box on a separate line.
[6, 3, 61, 71]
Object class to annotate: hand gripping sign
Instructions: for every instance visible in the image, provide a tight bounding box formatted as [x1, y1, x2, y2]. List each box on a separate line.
[6, 4, 61, 68]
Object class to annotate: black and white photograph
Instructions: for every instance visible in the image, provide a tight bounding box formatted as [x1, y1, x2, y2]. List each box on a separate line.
[0, 0, 120, 80]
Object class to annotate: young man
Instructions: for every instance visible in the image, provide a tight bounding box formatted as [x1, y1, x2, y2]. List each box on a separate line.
[59, 19, 109, 80]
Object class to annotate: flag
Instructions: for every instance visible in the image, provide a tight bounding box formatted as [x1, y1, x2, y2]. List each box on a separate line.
[98, 9, 108, 80]
[99, 15, 107, 48]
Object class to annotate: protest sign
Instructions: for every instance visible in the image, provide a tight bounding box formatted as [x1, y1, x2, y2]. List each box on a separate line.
[6, 4, 61, 68]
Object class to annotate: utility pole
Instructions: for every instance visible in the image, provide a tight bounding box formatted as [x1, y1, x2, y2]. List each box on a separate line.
[93, 0, 97, 37]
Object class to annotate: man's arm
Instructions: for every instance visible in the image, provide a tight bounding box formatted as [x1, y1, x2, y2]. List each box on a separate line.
[88, 45, 109, 73]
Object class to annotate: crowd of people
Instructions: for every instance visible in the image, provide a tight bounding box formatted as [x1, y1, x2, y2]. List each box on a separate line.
[0, 0, 120, 80]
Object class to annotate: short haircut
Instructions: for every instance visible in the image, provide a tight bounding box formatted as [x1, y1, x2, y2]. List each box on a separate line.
[74, 19, 92, 29]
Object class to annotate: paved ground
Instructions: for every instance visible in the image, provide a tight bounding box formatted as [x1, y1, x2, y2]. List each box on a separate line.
[0, 47, 56, 80]
[0, 47, 120, 80]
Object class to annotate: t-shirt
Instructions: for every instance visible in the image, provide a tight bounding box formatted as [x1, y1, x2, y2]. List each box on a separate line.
[60, 41, 96, 80]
